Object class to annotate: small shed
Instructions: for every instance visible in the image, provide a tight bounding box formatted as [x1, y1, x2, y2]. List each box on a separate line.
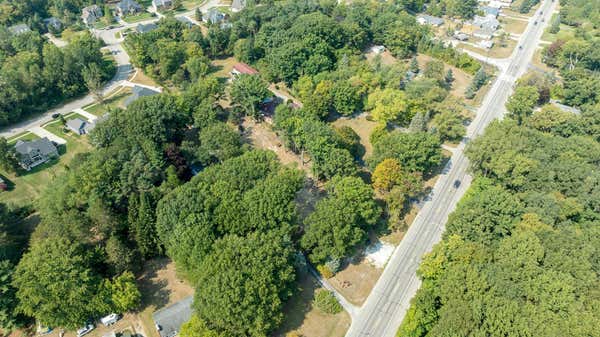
[231, 62, 259, 77]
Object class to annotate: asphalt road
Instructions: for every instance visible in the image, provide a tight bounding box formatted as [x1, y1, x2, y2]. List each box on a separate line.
[0, 0, 219, 139]
[345, 1, 558, 336]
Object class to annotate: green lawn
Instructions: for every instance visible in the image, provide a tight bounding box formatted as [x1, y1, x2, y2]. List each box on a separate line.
[0, 137, 91, 206]
[83, 87, 132, 116]
[123, 12, 156, 24]
[7, 132, 40, 145]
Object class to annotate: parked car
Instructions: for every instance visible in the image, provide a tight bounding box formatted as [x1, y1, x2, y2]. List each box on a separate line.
[51, 113, 60, 119]
[100, 314, 119, 326]
[77, 323, 95, 337]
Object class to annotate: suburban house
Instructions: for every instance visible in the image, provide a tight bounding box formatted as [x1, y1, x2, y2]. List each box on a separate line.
[417, 14, 444, 26]
[231, 0, 247, 12]
[153, 297, 192, 337]
[81, 5, 103, 26]
[136, 22, 158, 33]
[8, 24, 31, 35]
[66, 118, 95, 135]
[203, 8, 227, 24]
[115, 0, 142, 17]
[124, 85, 160, 107]
[473, 27, 495, 40]
[472, 15, 500, 30]
[152, 0, 173, 12]
[14, 138, 59, 171]
[43, 17, 62, 31]
[230, 62, 259, 77]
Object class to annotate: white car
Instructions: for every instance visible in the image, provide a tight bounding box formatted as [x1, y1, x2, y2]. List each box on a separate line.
[100, 314, 119, 326]
[77, 324, 94, 337]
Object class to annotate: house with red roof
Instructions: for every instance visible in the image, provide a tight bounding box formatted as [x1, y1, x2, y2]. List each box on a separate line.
[230, 62, 259, 77]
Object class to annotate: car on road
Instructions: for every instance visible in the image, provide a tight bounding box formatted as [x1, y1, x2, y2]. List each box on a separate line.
[534, 21, 538, 25]
[519, 45, 523, 50]
[51, 113, 60, 119]
[100, 314, 119, 326]
[453, 180, 461, 188]
[77, 323, 94, 337]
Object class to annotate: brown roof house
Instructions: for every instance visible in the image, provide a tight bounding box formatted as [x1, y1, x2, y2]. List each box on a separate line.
[14, 137, 59, 171]
[230, 62, 259, 77]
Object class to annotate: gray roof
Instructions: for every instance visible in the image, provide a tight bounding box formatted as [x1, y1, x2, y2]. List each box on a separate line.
[175, 16, 194, 27]
[66, 118, 87, 132]
[136, 23, 158, 33]
[153, 0, 172, 6]
[116, 0, 142, 13]
[473, 15, 499, 30]
[474, 27, 495, 38]
[417, 14, 444, 26]
[14, 137, 57, 157]
[231, 0, 246, 12]
[203, 8, 226, 24]
[124, 86, 160, 106]
[8, 24, 31, 35]
[153, 297, 193, 337]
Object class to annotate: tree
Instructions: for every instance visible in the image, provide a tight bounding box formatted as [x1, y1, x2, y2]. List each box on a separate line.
[430, 110, 466, 142]
[0, 261, 22, 332]
[445, 69, 455, 87]
[314, 147, 357, 180]
[369, 131, 442, 174]
[180, 315, 225, 337]
[197, 123, 243, 165]
[105, 235, 138, 275]
[313, 290, 342, 314]
[103, 5, 113, 25]
[0, 137, 19, 173]
[332, 81, 361, 116]
[301, 176, 380, 263]
[107, 272, 141, 313]
[128, 192, 159, 258]
[83, 63, 104, 104]
[372, 158, 423, 194]
[423, 60, 445, 84]
[408, 112, 429, 133]
[304, 80, 333, 120]
[194, 231, 296, 337]
[410, 57, 420, 74]
[366, 88, 408, 124]
[230, 74, 271, 120]
[13, 239, 100, 329]
[506, 85, 539, 125]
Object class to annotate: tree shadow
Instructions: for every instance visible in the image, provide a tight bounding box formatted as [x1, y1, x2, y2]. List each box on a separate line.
[137, 258, 171, 310]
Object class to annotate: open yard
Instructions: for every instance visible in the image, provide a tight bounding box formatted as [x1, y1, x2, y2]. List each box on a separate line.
[331, 114, 379, 161]
[500, 17, 529, 35]
[275, 273, 351, 337]
[416, 54, 473, 99]
[7, 132, 40, 144]
[123, 12, 156, 24]
[210, 56, 237, 81]
[84, 87, 133, 115]
[137, 258, 194, 337]
[130, 69, 159, 87]
[0, 135, 91, 206]
[328, 257, 382, 306]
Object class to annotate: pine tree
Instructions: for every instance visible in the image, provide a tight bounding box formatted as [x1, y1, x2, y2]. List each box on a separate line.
[410, 57, 420, 74]
[409, 112, 428, 132]
[445, 69, 455, 86]
[128, 192, 159, 258]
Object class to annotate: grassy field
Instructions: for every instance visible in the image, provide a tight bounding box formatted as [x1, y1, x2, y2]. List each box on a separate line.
[0, 135, 91, 206]
[84, 87, 133, 115]
[500, 17, 529, 35]
[7, 132, 40, 145]
[123, 12, 156, 24]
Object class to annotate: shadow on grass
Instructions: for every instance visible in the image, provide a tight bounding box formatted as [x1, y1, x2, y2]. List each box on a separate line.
[137, 258, 171, 310]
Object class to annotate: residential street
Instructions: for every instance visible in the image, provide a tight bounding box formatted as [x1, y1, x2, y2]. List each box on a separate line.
[345, 1, 559, 336]
[0, 0, 219, 139]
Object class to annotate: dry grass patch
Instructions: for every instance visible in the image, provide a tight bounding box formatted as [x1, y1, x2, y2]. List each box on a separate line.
[331, 114, 379, 161]
[416, 54, 473, 99]
[130, 69, 159, 87]
[211, 57, 238, 80]
[275, 274, 351, 337]
[500, 17, 529, 35]
[327, 258, 382, 306]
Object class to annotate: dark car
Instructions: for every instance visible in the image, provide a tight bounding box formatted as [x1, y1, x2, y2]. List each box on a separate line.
[453, 180, 461, 188]
[534, 21, 538, 25]
[51, 113, 60, 119]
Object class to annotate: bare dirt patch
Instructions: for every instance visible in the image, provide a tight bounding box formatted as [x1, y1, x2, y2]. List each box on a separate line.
[136, 258, 194, 337]
[242, 118, 312, 175]
[276, 274, 351, 337]
[327, 256, 382, 306]
[364, 50, 398, 66]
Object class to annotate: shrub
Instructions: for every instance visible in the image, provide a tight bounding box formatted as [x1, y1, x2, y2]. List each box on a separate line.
[316, 264, 334, 278]
[313, 290, 342, 314]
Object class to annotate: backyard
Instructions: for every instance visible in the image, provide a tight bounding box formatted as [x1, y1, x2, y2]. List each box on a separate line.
[83, 87, 133, 116]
